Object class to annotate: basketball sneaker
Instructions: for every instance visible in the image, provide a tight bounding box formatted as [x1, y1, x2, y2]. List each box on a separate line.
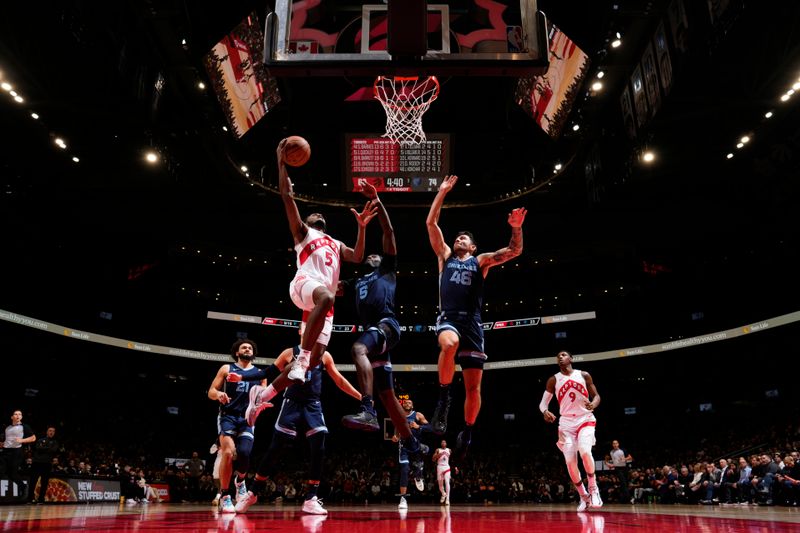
[589, 488, 603, 509]
[235, 479, 248, 503]
[234, 491, 257, 513]
[431, 393, 451, 435]
[455, 429, 471, 461]
[342, 407, 380, 432]
[440, 494, 446, 504]
[414, 476, 425, 492]
[287, 359, 308, 383]
[576, 493, 591, 512]
[245, 385, 273, 426]
[445, 497, 450, 506]
[398, 496, 408, 509]
[219, 495, 236, 514]
[302, 496, 328, 515]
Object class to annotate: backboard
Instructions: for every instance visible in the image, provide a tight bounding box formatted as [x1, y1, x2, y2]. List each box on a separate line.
[263, 0, 549, 77]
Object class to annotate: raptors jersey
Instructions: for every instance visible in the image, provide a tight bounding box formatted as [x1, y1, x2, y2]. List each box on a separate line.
[436, 448, 451, 468]
[294, 226, 342, 291]
[554, 369, 594, 420]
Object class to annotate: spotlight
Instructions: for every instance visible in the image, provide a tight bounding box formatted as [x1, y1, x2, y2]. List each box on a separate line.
[54, 138, 67, 149]
[611, 39, 622, 48]
[591, 81, 603, 91]
[572, 124, 580, 131]
[240, 165, 248, 173]
[781, 94, 791, 102]
[596, 71, 605, 79]
[740, 136, 750, 144]
[1, 82, 11, 91]
[642, 151, 655, 163]
[726, 153, 734, 159]
[554, 163, 562, 171]
[736, 142, 744, 149]
[145, 152, 159, 163]
[30, 112, 39, 119]
[764, 111, 773, 118]
[13, 95, 23, 103]
[72, 156, 80, 163]
[197, 82, 205, 90]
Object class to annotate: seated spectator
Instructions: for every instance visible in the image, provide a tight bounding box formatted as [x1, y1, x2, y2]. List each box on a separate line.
[688, 463, 705, 504]
[774, 455, 800, 506]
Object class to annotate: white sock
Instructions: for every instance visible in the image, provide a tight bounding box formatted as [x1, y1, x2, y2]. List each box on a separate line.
[262, 384, 278, 402]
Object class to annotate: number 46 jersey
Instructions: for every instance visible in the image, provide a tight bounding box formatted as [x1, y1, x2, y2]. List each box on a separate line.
[439, 255, 484, 318]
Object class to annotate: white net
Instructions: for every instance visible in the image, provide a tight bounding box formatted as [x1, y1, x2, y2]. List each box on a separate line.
[374, 76, 440, 145]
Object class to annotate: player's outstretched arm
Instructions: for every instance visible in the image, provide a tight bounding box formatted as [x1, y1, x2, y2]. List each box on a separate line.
[322, 352, 362, 400]
[341, 202, 378, 263]
[361, 182, 397, 256]
[478, 207, 526, 272]
[427, 175, 457, 265]
[277, 139, 308, 245]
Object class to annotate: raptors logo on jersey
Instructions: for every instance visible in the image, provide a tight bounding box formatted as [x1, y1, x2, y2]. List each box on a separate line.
[295, 227, 342, 291]
[554, 369, 592, 418]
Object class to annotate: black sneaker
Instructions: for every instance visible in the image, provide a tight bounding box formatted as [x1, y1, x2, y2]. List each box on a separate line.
[342, 409, 380, 431]
[431, 394, 451, 435]
[455, 429, 471, 461]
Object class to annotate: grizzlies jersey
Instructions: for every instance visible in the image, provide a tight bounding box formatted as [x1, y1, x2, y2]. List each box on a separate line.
[285, 345, 323, 402]
[439, 255, 484, 317]
[221, 363, 263, 417]
[354, 254, 397, 326]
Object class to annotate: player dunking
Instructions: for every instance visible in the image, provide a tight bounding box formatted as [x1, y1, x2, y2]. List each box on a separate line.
[426, 174, 526, 459]
[245, 139, 376, 420]
[539, 350, 603, 511]
[433, 440, 452, 505]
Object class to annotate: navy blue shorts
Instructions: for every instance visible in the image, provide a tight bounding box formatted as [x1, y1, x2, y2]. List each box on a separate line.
[217, 414, 254, 441]
[274, 398, 328, 438]
[435, 312, 487, 370]
[356, 317, 401, 391]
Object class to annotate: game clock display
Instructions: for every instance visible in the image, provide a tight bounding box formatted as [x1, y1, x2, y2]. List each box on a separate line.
[345, 133, 450, 192]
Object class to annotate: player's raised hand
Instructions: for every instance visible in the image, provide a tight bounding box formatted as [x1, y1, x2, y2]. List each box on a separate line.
[439, 175, 458, 194]
[226, 373, 242, 383]
[276, 138, 288, 162]
[359, 181, 378, 200]
[508, 207, 527, 228]
[351, 201, 378, 227]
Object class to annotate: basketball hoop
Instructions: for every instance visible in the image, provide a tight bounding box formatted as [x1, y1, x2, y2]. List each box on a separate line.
[374, 76, 440, 145]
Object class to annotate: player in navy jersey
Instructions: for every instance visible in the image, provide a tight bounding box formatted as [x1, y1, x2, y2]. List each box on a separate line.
[391, 397, 430, 510]
[338, 183, 425, 453]
[207, 339, 266, 513]
[227, 338, 361, 515]
[426, 175, 526, 459]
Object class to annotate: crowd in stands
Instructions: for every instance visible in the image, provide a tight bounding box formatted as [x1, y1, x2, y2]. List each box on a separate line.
[7, 420, 800, 508]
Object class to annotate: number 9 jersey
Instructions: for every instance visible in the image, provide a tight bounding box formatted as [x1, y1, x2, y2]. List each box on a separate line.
[554, 369, 595, 420]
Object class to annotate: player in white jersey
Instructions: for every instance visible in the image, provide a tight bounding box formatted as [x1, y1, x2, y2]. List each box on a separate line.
[539, 350, 603, 511]
[245, 139, 377, 419]
[433, 440, 452, 505]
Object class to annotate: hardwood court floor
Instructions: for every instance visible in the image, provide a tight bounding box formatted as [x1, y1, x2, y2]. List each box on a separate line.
[1, 502, 799, 532]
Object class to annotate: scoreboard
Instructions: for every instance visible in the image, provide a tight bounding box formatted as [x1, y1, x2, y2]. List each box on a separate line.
[345, 133, 451, 192]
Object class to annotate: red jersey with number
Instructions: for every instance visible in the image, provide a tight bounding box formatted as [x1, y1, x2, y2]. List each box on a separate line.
[554, 369, 592, 419]
[294, 227, 342, 292]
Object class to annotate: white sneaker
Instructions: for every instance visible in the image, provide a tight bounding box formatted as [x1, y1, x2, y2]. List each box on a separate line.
[414, 477, 425, 492]
[577, 493, 591, 512]
[589, 488, 603, 509]
[398, 496, 408, 509]
[245, 385, 273, 426]
[219, 495, 236, 514]
[302, 496, 328, 515]
[445, 498, 450, 506]
[234, 491, 257, 513]
[440, 494, 446, 504]
[287, 360, 308, 382]
[235, 479, 248, 503]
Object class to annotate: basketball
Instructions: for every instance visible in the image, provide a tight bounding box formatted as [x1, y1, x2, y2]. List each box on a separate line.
[283, 136, 311, 167]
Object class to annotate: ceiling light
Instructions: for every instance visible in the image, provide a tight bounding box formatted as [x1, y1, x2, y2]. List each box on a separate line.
[1, 82, 11, 91]
[197, 82, 205, 90]
[72, 156, 80, 163]
[465, 182, 471, 187]
[54, 138, 66, 148]
[554, 163, 562, 171]
[30, 112, 39, 119]
[9, 90, 17, 97]
[793, 82, 800, 91]
[596, 71, 605, 79]
[642, 151, 655, 163]
[145, 152, 159, 163]
[740, 135, 750, 144]
[615, 32, 622, 39]
[181, 39, 187, 46]
[591, 81, 603, 91]
[222, 126, 228, 132]
[572, 124, 580, 131]
[13, 95, 23, 103]
[781, 94, 791, 102]
[764, 111, 773, 118]
[726, 153, 734, 159]
[611, 39, 622, 48]
[736, 142, 744, 149]
[240, 165, 248, 173]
